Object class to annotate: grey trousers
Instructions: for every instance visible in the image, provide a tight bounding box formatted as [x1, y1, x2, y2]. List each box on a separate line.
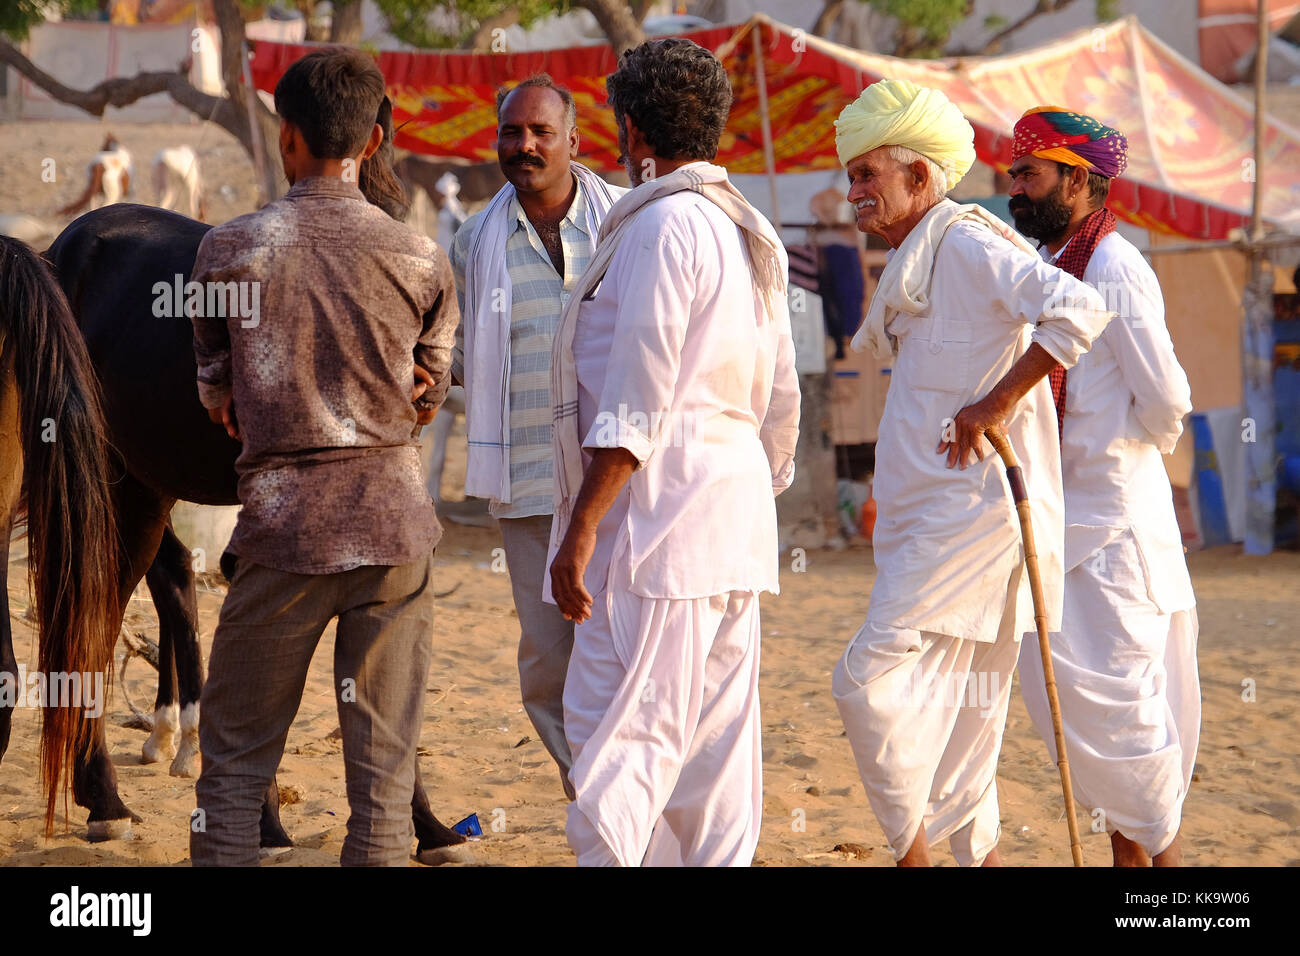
[191, 553, 435, 866]
[498, 515, 576, 799]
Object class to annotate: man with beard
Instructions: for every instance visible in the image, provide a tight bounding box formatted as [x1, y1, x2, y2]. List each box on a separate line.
[450, 75, 623, 799]
[547, 38, 800, 866]
[1003, 107, 1199, 866]
[829, 79, 1112, 866]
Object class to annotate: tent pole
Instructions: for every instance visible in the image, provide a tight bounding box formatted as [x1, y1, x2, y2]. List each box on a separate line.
[1242, 0, 1275, 555]
[752, 25, 783, 243]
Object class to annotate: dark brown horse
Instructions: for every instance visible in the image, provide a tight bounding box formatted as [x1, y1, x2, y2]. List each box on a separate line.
[5, 103, 469, 861]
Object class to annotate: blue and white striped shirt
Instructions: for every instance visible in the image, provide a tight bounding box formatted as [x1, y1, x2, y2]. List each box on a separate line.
[451, 178, 602, 519]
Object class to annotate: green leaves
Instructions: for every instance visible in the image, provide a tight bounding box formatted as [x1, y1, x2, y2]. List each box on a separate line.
[1, 0, 101, 41]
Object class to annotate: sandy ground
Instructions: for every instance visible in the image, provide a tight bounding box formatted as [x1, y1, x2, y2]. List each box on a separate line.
[2, 407, 1298, 867]
[1, 121, 1297, 868]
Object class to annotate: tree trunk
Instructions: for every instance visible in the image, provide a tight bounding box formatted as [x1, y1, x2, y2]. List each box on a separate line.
[811, 0, 845, 38]
[330, 0, 365, 45]
[574, 0, 647, 55]
[464, 10, 522, 51]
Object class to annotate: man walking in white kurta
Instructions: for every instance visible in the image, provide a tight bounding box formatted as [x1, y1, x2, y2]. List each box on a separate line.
[1006, 107, 1199, 867]
[829, 79, 1112, 866]
[548, 39, 800, 866]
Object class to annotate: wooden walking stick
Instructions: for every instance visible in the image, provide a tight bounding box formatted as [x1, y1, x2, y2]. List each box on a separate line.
[984, 426, 1084, 867]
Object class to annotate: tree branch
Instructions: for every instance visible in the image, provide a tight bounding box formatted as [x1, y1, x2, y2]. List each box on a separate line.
[463, 9, 521, 51]
[977, 0, 1079, 55]
[0, 39, 201, 115]
[572, 0, 646, 55]
[811, 0, 845, 39]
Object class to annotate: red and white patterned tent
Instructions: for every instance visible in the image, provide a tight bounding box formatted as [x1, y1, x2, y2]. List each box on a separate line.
[247, 14, 1300, 241]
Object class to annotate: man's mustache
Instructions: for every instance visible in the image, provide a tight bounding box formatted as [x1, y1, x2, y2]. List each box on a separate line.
[1007, 198, 1034, 216]
[506, 154, 545, 168]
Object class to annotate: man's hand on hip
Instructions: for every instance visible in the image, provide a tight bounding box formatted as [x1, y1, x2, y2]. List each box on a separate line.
[208, 394, 240, 441]
[412, 364, 437, 425]
[938, 342, 1058, 469]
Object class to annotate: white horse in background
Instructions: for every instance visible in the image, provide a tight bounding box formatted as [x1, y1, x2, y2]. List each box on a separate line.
[152, 146, 206, 221]
[58, 134, 132, 217]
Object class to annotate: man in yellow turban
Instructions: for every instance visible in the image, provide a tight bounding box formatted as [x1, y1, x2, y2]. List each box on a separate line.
[829, 78, 1114, 867]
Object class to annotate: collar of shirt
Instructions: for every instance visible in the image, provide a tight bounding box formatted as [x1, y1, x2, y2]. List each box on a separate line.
[285, 176, 366, 202]
[1042, 234, 1073, 263]
[508, 171, 589, 277]
[509, 172, 590, 234]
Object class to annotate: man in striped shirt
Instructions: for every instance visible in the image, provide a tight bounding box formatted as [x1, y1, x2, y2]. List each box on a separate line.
[450, 74, 624, 798]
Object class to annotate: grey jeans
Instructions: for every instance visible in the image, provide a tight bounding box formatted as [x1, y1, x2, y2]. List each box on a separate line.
[498, 515, 576, 799]
[191, 552, 435, 866]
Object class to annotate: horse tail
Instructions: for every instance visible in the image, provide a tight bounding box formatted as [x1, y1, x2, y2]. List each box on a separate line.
[0, 236, 121, 833]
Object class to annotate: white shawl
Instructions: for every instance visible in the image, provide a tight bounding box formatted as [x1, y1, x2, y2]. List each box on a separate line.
[550, 161, 785, 546]
[853, 198, 1038, 359]
[461, 162, 618, 504]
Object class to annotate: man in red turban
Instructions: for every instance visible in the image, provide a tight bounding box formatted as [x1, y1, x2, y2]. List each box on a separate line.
[1003, 107, 1201, 867]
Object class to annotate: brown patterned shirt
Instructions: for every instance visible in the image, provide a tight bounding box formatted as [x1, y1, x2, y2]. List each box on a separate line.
[192, 176, 458, 574]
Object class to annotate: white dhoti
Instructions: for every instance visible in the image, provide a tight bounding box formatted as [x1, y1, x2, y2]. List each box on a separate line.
[1018, 530, 1200, 857]
[832, 569, 1022, 865]
[564, 562, 763, 868]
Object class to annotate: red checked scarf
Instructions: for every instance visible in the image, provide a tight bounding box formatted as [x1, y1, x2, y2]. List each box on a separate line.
[1047, 206, 1116, 440]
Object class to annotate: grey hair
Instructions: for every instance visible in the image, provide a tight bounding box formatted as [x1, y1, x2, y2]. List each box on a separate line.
[886, 145, 948, 204]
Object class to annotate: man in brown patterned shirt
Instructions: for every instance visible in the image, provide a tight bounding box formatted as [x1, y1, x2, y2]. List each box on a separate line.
[189, 49, 458, 866]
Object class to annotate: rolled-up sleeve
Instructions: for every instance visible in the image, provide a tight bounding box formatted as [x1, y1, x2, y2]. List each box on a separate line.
[1103, 263, 1193, 452]
[191, 233, 232, 410]
[954, 225, 1112, 368]
[762, 281, 801, 494]
[582, 223, 694, 468]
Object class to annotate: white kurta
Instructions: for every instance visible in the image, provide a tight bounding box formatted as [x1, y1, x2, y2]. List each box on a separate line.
[1018, 231, 1200, 857]
[833, 210, 1111, 863]
[563, 184, 799, 866]
[867, 218, 1108, 643]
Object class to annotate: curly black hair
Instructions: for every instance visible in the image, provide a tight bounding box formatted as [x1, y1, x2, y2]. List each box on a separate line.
[605, 38, 732, 161]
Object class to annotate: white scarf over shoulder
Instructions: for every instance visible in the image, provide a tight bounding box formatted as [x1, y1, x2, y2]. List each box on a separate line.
[461, 162, 618, 504]
[550, 161, 785, 545]
[853, 198, 1037, 359]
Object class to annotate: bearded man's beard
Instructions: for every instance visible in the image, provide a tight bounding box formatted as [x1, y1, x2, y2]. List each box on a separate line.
[1009, 182, 1074, 242]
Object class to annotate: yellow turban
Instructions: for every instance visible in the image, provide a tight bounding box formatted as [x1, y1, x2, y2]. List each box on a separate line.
[834, 78, 976, 191]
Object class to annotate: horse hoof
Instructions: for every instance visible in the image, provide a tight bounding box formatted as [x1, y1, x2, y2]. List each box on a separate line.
[169, 703, 200, 778]
[416, 844, 476, 866]
[141, 735, 178, 764]
[258, 845, 294, 860]
[169, 747, 199, 779]
[141, 704, 179, 764]
[87, 818, 133, 842]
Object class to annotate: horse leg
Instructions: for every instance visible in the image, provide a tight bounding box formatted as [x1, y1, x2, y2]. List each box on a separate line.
[76, 472, 170, 840]
[142, 523, 203, 778]
[140, 546, 180, 764]
[259, 773, 293, 853]
[412, 762, 470, 864]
